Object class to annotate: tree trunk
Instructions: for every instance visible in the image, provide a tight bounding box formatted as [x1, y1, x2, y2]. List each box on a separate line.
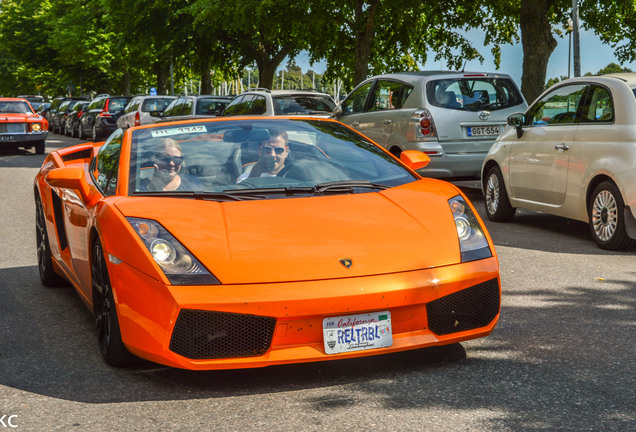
[352, 0, 381, 86]
[254, 49, 289, 90]
[156, 63, 169, 95]
[520, 0, 558, 103]
[122, 71, 131, 96]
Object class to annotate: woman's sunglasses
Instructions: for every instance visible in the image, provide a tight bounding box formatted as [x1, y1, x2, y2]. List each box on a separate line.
[156, 155, 183, 166]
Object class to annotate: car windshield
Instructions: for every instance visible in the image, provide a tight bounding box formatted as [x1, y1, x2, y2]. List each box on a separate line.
[108, 98, 130, 112]
[128, 119, 417, 199]
[0, 101, 33, 114]
[142, 98, 174, 113]
[426, 77, 524, 111]
[196, 98, 230, 115]
[272, 95, 336, 115]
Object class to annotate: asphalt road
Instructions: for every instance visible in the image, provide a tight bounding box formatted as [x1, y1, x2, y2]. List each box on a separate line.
[0, 134, 634, 432]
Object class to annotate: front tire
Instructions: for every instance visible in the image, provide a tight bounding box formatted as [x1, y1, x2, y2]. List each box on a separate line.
[484, 165, 515, 222]
[35, 194, 66, 286]
[34, 141, 45, 154]
[588, 181, 635, 250]
[92, 239, 134, 366]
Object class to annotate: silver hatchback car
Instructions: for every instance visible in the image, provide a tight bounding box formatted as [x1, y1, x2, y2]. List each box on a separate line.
[117, 95, 176, 129]
[334, 71, 527, 179]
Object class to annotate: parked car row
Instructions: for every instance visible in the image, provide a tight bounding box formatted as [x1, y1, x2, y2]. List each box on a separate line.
[40, 70, 636, 251]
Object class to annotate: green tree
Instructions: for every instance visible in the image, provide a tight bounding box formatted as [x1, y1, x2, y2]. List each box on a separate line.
[191, 0, 311, 90]
[596, 62, 633, 74]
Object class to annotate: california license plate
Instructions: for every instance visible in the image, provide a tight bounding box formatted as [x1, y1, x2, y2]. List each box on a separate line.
[323, 311, 392, 354]
[467, 126, 500, 136]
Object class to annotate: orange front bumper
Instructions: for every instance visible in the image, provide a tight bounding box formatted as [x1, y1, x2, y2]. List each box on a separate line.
[109, 256, 500, 370]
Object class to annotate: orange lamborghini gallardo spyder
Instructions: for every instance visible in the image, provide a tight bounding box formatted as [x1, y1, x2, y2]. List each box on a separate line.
[34, 117, 501, 370]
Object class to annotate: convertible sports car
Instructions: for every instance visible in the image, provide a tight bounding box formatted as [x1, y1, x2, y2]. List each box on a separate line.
[0, 97, 49, 154]
[34, 117, 501, 370]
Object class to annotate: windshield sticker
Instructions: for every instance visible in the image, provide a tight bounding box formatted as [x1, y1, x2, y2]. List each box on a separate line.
[151, 125, 207, 137]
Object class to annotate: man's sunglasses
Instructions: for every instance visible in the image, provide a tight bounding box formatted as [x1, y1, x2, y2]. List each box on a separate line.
[261, 145, 286, 155]
[157, 155, 183, 166]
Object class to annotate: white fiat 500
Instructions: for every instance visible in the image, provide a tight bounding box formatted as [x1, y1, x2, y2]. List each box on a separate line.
[482, 74, 636, 250]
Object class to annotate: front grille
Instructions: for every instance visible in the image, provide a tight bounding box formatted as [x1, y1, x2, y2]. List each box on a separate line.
[170, 310, 276, 359]
[427, 278, 500, 335]
[0, 123, 26, 133]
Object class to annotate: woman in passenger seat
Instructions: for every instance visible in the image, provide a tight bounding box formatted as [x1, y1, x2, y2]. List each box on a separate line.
[139, 138, 203, 191]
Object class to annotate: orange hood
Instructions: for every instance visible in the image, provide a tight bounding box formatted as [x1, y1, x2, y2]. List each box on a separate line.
[115, 180, 463, 284]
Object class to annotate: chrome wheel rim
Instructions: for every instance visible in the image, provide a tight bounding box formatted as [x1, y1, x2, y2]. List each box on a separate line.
[592, 190, 618, 241]
[486, 173, 500, 215]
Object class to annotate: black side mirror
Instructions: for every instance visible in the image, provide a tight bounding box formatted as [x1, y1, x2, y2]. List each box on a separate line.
[507, 113, 525, 138]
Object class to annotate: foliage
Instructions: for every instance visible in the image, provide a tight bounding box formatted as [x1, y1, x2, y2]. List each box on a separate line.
[0, 0, 633, 103]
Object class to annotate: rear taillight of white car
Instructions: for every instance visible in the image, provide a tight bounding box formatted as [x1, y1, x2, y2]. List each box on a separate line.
[407, 108, 437, 141]
[134, 112, 141, 126]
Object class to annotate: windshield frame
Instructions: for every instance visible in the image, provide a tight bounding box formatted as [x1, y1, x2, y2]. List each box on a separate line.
[127, 118, 418, 200]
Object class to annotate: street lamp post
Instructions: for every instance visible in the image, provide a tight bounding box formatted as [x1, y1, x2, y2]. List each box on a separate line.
[572, 0, 581, 77]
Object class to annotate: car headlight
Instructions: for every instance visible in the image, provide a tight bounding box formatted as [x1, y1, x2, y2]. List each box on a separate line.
[127, 217, 220, 285]
[31, 123, 42, 132]
[448, 196, 492, 262]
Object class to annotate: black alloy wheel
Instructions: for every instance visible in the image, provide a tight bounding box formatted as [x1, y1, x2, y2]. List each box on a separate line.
[35, 194, 66, 286]
[92, 239, 134, 366]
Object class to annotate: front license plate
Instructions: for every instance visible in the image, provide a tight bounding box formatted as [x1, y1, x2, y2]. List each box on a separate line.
[0, 135, 15, 141]
[467, 126, 500, 136]
[323, 311, 392, 355]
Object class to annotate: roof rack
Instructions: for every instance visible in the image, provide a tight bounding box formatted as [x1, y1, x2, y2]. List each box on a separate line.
[244, 87, 271, 93]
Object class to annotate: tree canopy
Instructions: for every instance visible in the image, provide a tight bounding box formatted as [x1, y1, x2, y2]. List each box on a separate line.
[0, 0, 634, 102]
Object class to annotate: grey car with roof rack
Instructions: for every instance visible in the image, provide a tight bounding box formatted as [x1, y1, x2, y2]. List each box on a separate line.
[333, 71, 527, 179]
[223, 88, 336, 118]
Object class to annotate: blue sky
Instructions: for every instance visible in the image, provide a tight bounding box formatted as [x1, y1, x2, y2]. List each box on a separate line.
[293, 28, 635, 89]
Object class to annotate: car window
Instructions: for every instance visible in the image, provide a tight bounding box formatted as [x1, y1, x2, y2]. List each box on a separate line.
[272, 95, 335, 115]
[162, 99, 180, 117]
[250, 96, 266, 114]
[223, 96, 244, 116]
[93, 130, 124, 196]
[427, 77, 524, 111]
[341, 82, 374, 115]
[526, 84, 588, 126]
[582, 85, 613, 123]
[180, 98, 194, 116]
[108, 98, 131, 113]
[0, 101, 32, 113]
[226, 94, 254, 115]
[142, 98, 174, 113]
[196, 98, 229, 115]
[125, 99, 140, 113]
[368, 80, 413, 111]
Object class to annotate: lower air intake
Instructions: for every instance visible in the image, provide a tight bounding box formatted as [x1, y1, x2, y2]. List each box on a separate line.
[427, 278, 500, 335]
[170, 310, 276, 359]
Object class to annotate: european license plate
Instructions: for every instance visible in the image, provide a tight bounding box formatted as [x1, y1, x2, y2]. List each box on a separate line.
[0, 135, 15, 141]
[323, 311, 392, 355]
[467, 126, 500, 136]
